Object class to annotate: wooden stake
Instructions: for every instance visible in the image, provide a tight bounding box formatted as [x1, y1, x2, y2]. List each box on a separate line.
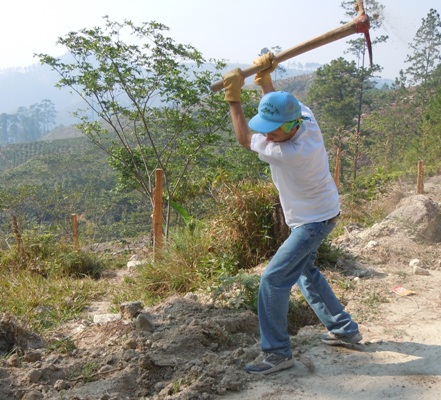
[417, 160, 424, 194]
[11, 215, 24, 256]
[71, 214, 79, 250]
[153, 168, 164, 259]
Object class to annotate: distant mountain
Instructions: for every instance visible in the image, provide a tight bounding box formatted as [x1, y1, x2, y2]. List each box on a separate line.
[0, 57, 392, 133]
[0, 57, 320, 128]
[0, 63, 82, 126]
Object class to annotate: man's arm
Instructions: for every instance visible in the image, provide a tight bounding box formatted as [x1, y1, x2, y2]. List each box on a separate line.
[229, 102, 252, 149]
[260, 82, 276, 95]
[222, 55, 278, 150]
[223, 69, 252, 149]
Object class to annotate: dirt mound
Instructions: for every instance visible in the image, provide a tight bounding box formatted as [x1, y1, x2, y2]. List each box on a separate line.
[0, 296, 261, 399]
[2, 189, 441, 399]
[0, 316, 46, 356]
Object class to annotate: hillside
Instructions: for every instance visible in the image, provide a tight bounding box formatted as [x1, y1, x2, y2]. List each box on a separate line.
[0, 59, 317, 129]
[1, 176, 441, 399]
[0, 136, 152, 243]
[0, 64, 82, 126]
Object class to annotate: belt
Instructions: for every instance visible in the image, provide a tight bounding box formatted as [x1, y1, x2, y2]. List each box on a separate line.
[325, 212, 340, 225]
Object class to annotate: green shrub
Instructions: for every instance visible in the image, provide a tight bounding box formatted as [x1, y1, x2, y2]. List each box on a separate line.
[210, 273, 260, 311]
[58, 250, 104, 278]
[136, 225, 216, 296]
[0, 231, 105, 279]
[207, 180, 289, 270]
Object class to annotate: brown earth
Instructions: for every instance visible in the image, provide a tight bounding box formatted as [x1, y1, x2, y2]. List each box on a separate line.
[1, 177, 441, 400]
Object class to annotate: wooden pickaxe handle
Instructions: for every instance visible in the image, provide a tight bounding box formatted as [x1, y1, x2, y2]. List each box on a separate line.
[211, 0, 372, 93]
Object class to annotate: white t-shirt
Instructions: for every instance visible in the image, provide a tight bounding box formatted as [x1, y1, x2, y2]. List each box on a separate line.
[250, 103, 340, 228]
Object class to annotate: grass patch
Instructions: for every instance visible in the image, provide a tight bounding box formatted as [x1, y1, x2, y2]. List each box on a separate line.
[0, 269, 105, 333]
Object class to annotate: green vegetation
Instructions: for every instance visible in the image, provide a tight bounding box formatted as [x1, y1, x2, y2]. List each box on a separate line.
[0, 99, 57, 146]
[1, 8, 441, 340]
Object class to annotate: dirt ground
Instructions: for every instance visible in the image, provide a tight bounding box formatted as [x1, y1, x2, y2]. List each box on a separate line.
[1, 177, 441, 400]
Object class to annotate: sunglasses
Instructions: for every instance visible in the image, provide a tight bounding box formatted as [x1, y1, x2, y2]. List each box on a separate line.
[280, 120, 296, 134]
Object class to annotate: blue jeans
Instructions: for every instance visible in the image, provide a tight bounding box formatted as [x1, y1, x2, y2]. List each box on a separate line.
[258, 220, 359, 357]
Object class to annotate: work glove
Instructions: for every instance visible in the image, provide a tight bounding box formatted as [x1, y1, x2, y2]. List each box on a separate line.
[222, 68, 244, 102]
[253, 52, 278, 86]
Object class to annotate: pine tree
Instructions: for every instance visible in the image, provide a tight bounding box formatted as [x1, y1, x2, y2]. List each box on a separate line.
[405, 9, 441, 85]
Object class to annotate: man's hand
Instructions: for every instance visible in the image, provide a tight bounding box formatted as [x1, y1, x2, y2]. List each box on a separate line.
[253, 52, 278, 86]
[223, 68, 244, 102]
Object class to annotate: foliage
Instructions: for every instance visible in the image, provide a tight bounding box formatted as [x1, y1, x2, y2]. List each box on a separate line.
[111, 179, 287, 299]
[0, 137, 92, 172]
[306, 58, 361, 134]
[37, 17, 235, 237]
[416, 65, 441, 171]
[362, 88, 420, 172]
[0, 231, 105, 278]
[0, 100, 57, 145]
[135, 225, 220, 296]
[207, 180, 288, 270]
[211, 273, 260, 311]
[315, 238, 352, 268]
[0, 266, 102, 333]
[340, 0, 388, 181]
[0, 137, 151, 244]
[405, 9, 441, 85]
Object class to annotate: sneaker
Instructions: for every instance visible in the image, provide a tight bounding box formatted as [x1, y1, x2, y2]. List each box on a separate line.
[244, 353, 295, 375]
[321, 331, 363, 346]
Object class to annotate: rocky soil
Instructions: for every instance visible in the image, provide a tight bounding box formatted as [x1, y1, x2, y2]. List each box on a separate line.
[2, 176, 441, 400]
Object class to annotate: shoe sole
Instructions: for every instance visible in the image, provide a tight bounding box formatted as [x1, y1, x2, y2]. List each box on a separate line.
[321, 339, 362, 346]
[321, 333, 363, 346]
[246, 358, 295, 375]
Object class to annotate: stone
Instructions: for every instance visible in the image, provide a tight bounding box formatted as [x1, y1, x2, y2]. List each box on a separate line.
[22, 390, 43, 400]
[409, 259, 422, 268]
[120, 301, 144, 319]
[54, 379, 70, 391]
[135, 313, 155, 333]
[28, 369, 42, 383]
[25, 351, 42, 362]
[93, 314, 121, 324]
[388, 195, 441, 242]
[413, 266, 430, 276]
[7, 353, 20, 367]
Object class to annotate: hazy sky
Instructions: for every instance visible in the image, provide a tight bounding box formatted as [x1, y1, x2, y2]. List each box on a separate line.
[1, 0, 439, 79]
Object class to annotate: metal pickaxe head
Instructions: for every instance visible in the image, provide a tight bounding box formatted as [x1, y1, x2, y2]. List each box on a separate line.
[354, 0, 373, 67]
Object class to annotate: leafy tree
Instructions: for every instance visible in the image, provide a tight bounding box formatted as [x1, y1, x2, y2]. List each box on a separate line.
[306, 57, 376, 184]
[38, 17, 233, 237]
[33, 99, 57, 135]
[0, 113, 9, 144]
[0, 100, 57, 144]
[417, 65, 441, 170]
[340, 0, 387, 180]
[306, 58, 361, 133]
[362, 87, 419, 172]
[405, 9, 441, 85]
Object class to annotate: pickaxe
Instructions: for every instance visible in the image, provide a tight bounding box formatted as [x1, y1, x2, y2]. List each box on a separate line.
[210, 0, 373, 92]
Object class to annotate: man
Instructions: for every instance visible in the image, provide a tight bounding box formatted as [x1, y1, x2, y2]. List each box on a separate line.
[222, 53, 362, 375]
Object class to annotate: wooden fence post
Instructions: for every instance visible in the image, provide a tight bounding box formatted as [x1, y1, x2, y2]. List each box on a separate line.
[71, 213, 79, 250]
[153, 168, 164, 259]
[11, 215, 24, 257]
[417, 160, 424, 194]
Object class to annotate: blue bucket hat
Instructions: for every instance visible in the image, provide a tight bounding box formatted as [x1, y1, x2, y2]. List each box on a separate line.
[248, 91, 302, 134]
